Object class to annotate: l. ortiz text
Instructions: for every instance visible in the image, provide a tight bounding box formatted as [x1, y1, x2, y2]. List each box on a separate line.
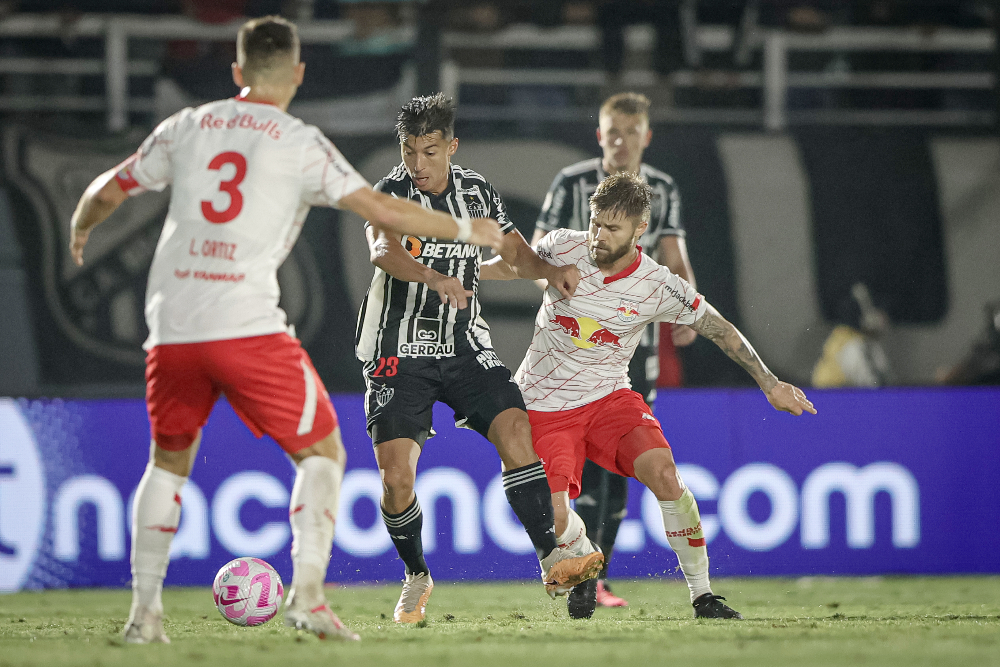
[189, 238, 236, 261]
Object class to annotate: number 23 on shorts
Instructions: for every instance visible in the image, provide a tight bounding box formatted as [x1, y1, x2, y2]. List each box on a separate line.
[372, 356, 398, 377]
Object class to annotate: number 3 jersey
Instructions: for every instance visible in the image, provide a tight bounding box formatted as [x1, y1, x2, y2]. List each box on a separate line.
[515, 228, 706, 412]
[114, 96, 368, 349]
[355, 163, 516, 363]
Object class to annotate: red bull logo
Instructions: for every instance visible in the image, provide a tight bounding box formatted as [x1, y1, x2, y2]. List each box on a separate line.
[549, 315, 622, 349]
[616, 299, 640, 323]
[550, 315, 581, 339]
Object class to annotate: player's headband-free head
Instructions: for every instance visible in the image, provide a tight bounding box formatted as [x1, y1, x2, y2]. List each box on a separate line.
[237, 16, 300, 77]
[590, 172, 652, 226]
[396, 93, 456, 142]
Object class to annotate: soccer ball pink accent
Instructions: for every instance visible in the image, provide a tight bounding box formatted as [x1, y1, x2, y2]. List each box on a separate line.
[212, 557, 284, 627]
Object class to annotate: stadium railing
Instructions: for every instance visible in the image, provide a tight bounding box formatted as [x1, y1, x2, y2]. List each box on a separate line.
[442, 23, 996, 127]
[0, 14, 994, 130]
[0, 13, 358, 131]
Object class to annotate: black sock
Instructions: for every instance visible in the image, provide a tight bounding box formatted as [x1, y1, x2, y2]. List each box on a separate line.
[502, 462, 558, 560]
[576, 459, 607, 549]
[598, 473, 629, 578]
[381, 497, 429, 575]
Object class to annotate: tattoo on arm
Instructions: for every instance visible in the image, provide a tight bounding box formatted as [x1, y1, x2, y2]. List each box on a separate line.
[691, 306, 778, 391]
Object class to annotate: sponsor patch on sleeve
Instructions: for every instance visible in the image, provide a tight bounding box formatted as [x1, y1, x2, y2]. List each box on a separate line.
[113, 154, 145, 195]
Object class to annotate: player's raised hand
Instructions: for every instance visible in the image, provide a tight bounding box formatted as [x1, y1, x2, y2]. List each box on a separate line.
[467, 218, 503, 250]
[547, 264, 580, 300]
[427, 272, 474, 310]
[765, 381, 817, 416]
[70, 226, 91, 266]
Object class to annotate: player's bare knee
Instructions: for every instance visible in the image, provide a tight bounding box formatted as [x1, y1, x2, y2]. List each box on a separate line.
[647, 461, 683, 501]
[380, 468, 415, 509]
[151, 431, 200, 477]
[289, 429, 346, 466]
[152, 444, 194, 477]
[490, 409, 537, 467]
[634, 449, 683, 501]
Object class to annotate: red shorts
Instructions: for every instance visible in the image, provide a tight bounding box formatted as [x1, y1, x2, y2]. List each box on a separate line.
[145, 332, 338, 454]
[528, 389, 670, 498]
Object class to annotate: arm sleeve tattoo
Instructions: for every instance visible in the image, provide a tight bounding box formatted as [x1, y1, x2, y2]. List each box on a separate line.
[691, 305, 778, 391]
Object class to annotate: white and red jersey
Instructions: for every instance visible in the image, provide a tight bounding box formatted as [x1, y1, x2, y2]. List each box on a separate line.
[515, 228, 706, 411]
[115, 96, 368, 349]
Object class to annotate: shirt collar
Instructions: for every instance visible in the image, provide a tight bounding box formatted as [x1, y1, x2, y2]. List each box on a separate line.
[603, 247, 643, 284]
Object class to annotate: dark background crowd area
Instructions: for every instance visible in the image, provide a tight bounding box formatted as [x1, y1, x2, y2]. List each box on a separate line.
[2, 1, 998, 111]
[1, 1, 996, 27]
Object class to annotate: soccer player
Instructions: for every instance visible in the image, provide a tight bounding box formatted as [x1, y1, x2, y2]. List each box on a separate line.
[68, 17, 502, 644]
[532, 92, 696, 610]
[356, 93, 603, 624]
[505, 172, 816, 619]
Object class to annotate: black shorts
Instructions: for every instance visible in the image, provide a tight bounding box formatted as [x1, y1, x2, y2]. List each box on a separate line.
[363, 350, 526, 446]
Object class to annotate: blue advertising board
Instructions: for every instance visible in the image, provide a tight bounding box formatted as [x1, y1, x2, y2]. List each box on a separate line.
[1, 388, 998, 592]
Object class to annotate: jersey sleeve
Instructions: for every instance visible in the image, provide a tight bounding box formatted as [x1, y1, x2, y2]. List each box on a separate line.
[653, 270, 706, 326]
[650, 179, 683, 243]
[486, 181, 517, 235]
[535, 171, 574, 233]
[301, 129, 370, 208]
[113, 110, 187, 195]
[534, 228, 574, 267]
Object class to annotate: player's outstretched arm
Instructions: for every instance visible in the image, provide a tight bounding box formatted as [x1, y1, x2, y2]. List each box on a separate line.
[367, 225, 474, 310]
[341, 188, 502, 249]
[494, 229, 580, 300]
[690, 303, 817, 416]
[528, 227, 551, 292]
[70, 167, 131, 266]
[480, 255, 518, 280]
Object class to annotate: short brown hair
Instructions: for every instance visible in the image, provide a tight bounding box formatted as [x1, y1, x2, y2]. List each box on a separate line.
[590, 172, 652, 225]
[236, 16, 300, 83]
[600, 92, 651, 118]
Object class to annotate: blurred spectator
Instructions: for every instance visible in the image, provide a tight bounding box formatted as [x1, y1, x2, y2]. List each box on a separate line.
[596, 0, 684, 80]
[812, 283, 892, 388]
[164, 0, 252, 100]
[301, 0, 411, 98]
[937, 301, 1000, 385]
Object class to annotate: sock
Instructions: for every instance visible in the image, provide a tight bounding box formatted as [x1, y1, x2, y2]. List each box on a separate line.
[381, 497, 429, 576]
[575, 459, 605, 551]
[502, 462, 558, 560]
[659, 488, 712, 603]
[598, 473, 630, 578]
[557, 508, 593, 557]
[131, 462, 186, 611]
[288, 455, 344, 606]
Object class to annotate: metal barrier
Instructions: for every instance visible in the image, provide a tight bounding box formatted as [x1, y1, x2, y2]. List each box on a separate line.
[0, 13, 994, 130]
[0, 13, 356, 131]
[442, 23, 995, 127]
[762, 27, 996, 130]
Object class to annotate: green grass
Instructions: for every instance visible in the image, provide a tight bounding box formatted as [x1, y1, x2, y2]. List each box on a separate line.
[2, 577, 999, 667]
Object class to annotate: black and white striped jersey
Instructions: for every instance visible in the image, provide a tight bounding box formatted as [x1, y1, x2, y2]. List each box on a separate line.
[355, 162, 516, 363]
[535, 158, 683, 250]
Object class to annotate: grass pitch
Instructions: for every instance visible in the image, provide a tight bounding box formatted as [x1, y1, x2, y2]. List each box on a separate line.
[2, 576, 998, 667]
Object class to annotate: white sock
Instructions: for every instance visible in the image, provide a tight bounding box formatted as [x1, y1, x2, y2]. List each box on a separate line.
[557, 508, 594, 557]
[288, 455, 344, 607]
[131, 462, 186, 612]
[659, 488, 712, 603]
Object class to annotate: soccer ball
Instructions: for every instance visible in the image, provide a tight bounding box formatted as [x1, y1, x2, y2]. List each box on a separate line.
[212, 557, 284, 627]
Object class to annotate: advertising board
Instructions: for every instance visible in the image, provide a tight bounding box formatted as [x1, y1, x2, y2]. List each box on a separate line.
[1, 389, 997, 592]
